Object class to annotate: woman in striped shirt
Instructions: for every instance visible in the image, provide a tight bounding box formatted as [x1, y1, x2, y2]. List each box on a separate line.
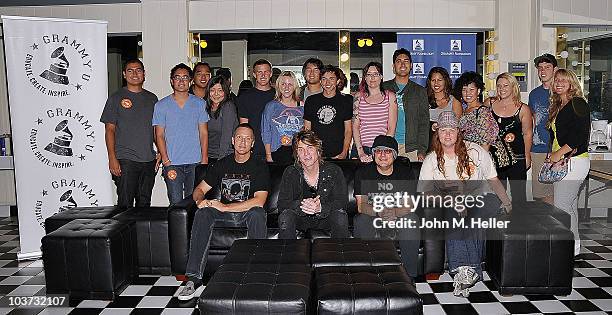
[352, 62, 398, 162]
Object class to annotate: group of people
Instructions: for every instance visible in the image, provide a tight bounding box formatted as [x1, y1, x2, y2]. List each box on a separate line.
[100, 50, 591, 300]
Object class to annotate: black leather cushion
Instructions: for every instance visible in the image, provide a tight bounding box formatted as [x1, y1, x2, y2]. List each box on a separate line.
[512, 201, 571, 229]
[42, 219, 136, 299]
[44, 206, 120, 234]
[112, 207, 171, 275]
[198, 263, 311, 314]
[312, 239, 401, 268]
[486, 214, 574, 295]
[222, 239, 311, 265]
[315, 265, 422, 315]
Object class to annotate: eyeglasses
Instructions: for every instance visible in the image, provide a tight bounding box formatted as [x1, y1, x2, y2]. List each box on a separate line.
[374, 148, 393, 155]
[365, 73, 381, 78]
[172, 75, 191, 81]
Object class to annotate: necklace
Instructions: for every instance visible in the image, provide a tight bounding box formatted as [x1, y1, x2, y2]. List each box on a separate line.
[303, 169, 319, 188]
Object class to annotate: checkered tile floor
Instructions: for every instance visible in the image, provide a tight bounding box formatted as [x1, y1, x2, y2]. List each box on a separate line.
[0, 216, 612, 314]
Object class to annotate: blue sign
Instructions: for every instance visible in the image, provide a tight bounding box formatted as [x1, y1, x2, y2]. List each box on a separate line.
[396, 33, 477, 86]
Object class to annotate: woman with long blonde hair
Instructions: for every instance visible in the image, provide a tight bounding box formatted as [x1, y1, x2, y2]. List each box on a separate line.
[261, 71, 304, 164]
[484, 72, 533, 202]
[546, 68, 590, 256]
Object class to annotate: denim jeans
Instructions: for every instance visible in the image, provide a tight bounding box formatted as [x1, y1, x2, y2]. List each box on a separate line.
[278, 208, 349, 239]
[445, 194, 500, 279]
[185, 206, 267, 280]
[163, 163, 197, 205]
[353, 213, 421, 277]
[112, 159, 156, 208]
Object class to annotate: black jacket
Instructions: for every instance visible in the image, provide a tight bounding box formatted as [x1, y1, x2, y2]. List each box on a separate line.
[277, 161, 348, 218]
[548, 97, 590, 157]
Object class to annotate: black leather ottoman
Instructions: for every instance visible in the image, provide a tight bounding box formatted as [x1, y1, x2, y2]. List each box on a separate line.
[312, 239, 401, 268]
[486, 214, 574, 295]
[42, 219, 136, 299]
[315, 265, 422, 315]
[222, 239, 311, 265]
[44, 206, 120, 234]
[198, 263, 311, 314]
[113, 207, 171, 275]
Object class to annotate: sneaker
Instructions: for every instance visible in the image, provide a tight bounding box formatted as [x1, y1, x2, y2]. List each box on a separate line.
[452, 266, 479, 298]
[178, 281, 197, 301]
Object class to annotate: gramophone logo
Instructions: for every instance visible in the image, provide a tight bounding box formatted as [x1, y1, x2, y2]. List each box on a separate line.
[24, 33, 94, 97]
[29, 107, 96, 169]
[34, 178, 99, 228]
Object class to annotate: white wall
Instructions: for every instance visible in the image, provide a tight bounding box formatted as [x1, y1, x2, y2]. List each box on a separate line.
[189, 0, 496, 31]
[0, 3, 142, 33]
[542, 0, 612, 25]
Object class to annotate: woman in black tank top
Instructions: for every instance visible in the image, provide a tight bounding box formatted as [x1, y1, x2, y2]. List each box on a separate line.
[485, 73, 533, 203]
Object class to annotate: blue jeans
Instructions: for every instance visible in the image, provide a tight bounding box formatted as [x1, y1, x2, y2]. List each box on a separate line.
[445, 194, 500, 279]
[185, 206, 267, 279]
[163, 163, 197, 205]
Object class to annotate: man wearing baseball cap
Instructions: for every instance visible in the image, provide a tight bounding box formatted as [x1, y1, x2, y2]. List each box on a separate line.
[529, 53, 558, 204]
[353, 135, 421, 278]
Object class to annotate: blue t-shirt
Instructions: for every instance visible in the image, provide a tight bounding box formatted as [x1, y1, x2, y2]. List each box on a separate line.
[261, 100, 304, 152]
[152, 94, 209, 165]
[528, 85, 551, 153]
[394, 83, 407, 143]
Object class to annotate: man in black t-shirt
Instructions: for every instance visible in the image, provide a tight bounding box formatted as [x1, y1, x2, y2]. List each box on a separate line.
[100, 59, 159, 208]
[353, 135, 420, 278]
[304, 65, 353, 159]
[178, 123, 270, 301]
[236, 59, 275, 159]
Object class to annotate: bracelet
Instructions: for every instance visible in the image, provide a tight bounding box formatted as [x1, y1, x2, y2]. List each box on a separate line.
[162, 159, 170, 164]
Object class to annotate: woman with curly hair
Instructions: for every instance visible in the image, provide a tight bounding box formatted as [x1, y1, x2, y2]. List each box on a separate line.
[455, 71, 498, 151]
[419, 111, 511, 298]
[547, 68, 590, 256]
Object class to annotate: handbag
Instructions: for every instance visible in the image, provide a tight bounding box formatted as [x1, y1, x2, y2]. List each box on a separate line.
[538, 146, 576, 184]
[537, 155, 570, 183]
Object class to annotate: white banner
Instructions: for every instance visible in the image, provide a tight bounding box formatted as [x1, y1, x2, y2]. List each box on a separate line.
[2, 16, 113, 259]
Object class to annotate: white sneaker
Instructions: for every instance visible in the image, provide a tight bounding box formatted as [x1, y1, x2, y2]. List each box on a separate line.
[452, 266, 479, 297]
[178, 281, 197, 301]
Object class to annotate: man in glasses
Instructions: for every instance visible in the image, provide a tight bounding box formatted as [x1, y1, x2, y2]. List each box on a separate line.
[153, 63, 209, 205]
[277, 129, 349, 239]
[353, 135, 421, 279]
[101, 59, 159, 209]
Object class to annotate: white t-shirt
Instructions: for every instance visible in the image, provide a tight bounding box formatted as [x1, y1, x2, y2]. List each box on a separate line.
[418, 141, 497, 194]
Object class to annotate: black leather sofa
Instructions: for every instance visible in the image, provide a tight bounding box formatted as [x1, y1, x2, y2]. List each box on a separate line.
[168, 158, 446, 279]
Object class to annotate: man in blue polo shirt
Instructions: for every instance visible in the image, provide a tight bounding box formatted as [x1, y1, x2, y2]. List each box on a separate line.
[528, 53, 558, 204]
[154, 63, 209, 205]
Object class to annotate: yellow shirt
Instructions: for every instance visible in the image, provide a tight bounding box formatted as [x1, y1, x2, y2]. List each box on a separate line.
[552, 119, 588, 158]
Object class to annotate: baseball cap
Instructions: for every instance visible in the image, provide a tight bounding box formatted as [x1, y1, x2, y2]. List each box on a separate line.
[437, 111, 459, 129]
[372, 135, 398, 158]
[534, 53, 558, 67]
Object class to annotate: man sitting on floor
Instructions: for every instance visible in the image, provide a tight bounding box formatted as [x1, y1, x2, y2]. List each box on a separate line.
[178, 123, 269, 300]
[277, 129, 349, 239]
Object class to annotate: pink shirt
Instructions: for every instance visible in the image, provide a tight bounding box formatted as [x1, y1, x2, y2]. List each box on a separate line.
[358, 91, 390, 147]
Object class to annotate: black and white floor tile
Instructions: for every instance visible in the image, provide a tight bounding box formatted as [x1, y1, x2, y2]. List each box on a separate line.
[0, 216, 612, 314]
